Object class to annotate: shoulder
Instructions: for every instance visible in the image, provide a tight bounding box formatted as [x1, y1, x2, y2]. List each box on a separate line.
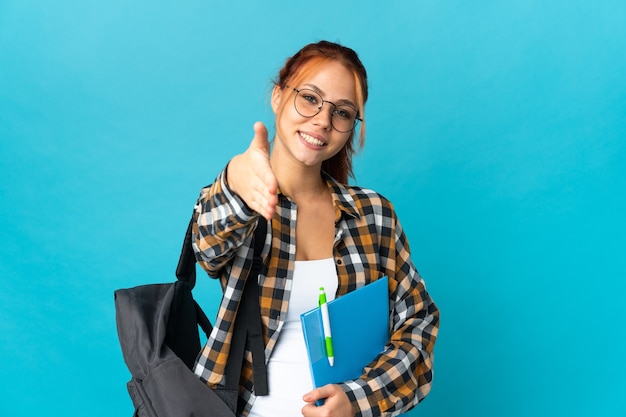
[327, 177, 397, 222]
[347, 184, 394, 210]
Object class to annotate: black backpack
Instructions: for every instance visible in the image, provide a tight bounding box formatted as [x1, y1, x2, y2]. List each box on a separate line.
[114, 218, 268, 417]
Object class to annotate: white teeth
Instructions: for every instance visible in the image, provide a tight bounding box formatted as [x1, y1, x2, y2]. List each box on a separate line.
[300, 132, 325, 147]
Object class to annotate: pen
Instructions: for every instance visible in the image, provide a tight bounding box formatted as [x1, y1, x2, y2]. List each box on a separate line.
[318, 287, 334, 367]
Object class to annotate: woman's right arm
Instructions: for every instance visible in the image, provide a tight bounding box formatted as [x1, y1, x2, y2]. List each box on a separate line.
[192, 169, 258, 276]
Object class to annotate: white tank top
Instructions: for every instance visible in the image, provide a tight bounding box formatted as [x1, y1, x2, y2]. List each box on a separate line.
[249, 258, 338, 417]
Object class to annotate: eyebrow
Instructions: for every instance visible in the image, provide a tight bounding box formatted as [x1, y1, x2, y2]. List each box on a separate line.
[301, 83, 358, 108]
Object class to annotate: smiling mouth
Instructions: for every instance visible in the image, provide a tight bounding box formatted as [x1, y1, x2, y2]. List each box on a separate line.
[300, 131, 326, 147]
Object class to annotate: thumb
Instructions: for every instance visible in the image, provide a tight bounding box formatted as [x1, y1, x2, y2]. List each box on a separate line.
[251, 121, 270, 155]
[303, 385, 330, 403]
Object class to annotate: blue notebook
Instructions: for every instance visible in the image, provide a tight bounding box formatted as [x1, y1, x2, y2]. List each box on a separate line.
[300, 276, 389, 388]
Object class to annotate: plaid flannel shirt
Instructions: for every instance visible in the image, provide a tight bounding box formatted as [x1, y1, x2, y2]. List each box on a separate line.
[192, 168, 439, 417]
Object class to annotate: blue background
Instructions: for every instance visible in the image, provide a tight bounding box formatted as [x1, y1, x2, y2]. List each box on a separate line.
[1, 1, 625, 416]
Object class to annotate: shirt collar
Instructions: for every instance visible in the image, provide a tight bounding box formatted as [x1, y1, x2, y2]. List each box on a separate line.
[274, 172, 362, 221]
[322, 172, 361, 221]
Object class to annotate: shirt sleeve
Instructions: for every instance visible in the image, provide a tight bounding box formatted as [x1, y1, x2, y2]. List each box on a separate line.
[192, 166, 258, 276]
[337, 207, 440, 417]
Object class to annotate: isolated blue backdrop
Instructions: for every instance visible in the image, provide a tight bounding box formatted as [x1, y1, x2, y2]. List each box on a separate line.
[1, 1, 625, 416]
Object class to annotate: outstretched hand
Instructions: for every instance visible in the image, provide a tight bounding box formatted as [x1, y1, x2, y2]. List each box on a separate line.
[227, 122, 278, 220]
[301, 384, 355, 417]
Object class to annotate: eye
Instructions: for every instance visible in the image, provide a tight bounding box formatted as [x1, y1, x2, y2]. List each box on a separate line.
[301, 92, 320, 106]
[334, 107, 355, 120]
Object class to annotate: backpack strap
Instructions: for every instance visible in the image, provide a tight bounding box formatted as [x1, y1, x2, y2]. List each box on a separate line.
[176, 214, 269, 396]
[175, 216, 198, 288]
[223, 218, 269, 396]
[175, 217, 212, 338]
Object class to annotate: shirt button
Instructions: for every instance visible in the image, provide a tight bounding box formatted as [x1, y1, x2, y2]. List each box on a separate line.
[336, 258, 343, 265]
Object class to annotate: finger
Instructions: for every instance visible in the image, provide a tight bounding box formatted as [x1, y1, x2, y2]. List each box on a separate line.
[303, 385, 354, 417]
[301, 388, 326, 417]
[251, 121, 270, 154]
[247, 161, 277, 207]
[253, 194, 275, 221]
[303, 385, 331, 403]
[248, 182, 276, 220]
[238, 121, 276, 220]
[249, 122, 276, 191]
[301, 403, 317, 417]
[255, 164, 277, 197]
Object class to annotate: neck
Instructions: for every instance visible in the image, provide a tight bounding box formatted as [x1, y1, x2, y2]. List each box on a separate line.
[270, 152, 327, 201]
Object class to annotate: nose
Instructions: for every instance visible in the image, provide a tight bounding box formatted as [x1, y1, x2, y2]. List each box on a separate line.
[313, 101, 334, 130]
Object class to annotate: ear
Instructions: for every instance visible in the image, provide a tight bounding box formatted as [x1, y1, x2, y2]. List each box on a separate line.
[271, 84, 283, 114]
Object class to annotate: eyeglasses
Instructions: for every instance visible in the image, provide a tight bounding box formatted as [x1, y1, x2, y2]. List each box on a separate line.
[291, 88, 361, 133]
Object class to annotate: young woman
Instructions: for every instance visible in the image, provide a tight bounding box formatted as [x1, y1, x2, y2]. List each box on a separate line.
[192, 41, 439, 417]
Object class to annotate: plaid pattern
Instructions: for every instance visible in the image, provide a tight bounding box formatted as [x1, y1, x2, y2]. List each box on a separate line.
[192, 169, 439, 417]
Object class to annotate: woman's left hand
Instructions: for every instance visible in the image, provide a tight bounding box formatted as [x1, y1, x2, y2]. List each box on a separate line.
[301, 384, 355, 417]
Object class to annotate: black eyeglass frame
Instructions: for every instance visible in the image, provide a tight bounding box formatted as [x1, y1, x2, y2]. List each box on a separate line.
[290, 87, 362, 133]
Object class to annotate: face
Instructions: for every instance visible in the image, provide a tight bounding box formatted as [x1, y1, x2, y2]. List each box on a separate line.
[271, 60, 357, 171]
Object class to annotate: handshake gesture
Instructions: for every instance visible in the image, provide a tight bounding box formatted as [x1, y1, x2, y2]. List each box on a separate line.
[228, 122, 278, 221]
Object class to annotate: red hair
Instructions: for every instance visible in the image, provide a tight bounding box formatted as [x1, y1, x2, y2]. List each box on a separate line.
[274, 41, 368, 184]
